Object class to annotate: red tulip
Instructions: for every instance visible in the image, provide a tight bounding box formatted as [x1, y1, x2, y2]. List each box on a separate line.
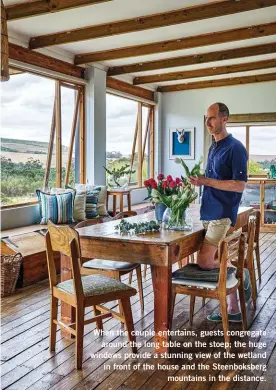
[175, 177, 180, 184]
[157, 173, 164, 180]
[167, 175, 173, 182]
[162, 181, 168, 189]
[169, 180, 176, 188]
[151, 182, 157, 189]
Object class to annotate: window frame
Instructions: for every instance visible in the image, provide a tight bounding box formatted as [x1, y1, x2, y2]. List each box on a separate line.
[1, 67, 86, 209]
[227, 113, 276, 178]
[105, 92, 155, 189]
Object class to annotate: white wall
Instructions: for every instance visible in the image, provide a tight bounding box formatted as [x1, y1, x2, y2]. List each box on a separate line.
[161, 81, 276, 178]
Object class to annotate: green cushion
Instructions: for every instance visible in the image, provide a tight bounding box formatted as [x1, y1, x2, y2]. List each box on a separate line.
[172, 263, 236, 282]
[56, 274, 134, 297]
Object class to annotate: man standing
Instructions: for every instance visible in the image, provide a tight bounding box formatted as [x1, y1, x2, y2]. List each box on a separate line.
[189, 102, 248, 322]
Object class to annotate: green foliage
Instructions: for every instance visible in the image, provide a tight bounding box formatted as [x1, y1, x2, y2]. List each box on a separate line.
[1, 146, 20, 152]
[175, 156, 203, 185]
[104, 163, 136, 187]
[115, 219, 160, 235]
[1, 156, 75, 205]
[248, 160, 265, 175]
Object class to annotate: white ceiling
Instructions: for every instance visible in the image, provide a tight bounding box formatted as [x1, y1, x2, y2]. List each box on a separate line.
[5, 0, 276, 91]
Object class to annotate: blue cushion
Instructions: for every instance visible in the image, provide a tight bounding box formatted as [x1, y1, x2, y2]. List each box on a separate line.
[36, 190, 75, 224]
[85, 188, 100, 219]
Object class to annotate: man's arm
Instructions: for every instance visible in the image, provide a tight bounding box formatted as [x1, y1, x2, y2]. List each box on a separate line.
[189, 176, 246, 193]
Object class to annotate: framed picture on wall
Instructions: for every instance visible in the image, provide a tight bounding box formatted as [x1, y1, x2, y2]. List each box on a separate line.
[169, 127, 195, 160]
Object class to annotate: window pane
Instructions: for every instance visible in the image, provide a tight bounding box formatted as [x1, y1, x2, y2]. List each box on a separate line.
[227, 126, 246, 146]
[249, 126, 276, 175]
[142, 106, 149, 182]
[1, 72, 55, 206]
[106, 94, 138, 187]
[61, 86, 76, 187]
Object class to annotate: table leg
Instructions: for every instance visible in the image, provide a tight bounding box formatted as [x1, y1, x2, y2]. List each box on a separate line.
[120, 194, 123, 213]
[127, 193, 131, 211]
[151, 263, 172, 353]
[60, 253, 75, 338]
[113, 195, 117, 216]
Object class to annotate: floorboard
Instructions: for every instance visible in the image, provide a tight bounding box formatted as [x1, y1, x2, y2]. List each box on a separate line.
[1, 233, 275, 390]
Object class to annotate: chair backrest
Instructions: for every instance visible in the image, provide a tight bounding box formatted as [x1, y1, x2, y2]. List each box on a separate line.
[254, 210, 260, 244]
[112, 211, 137, 220]
[46, 221, 83, 297]
[75, 218, 103, 229]
[217, 231, 246, 290]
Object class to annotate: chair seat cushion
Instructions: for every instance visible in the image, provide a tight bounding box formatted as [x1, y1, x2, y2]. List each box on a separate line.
[172, 273, 239, 290]
[172, 263, 236, 282]
[56, 274, 134, 297]
[82, 259, 139, 271]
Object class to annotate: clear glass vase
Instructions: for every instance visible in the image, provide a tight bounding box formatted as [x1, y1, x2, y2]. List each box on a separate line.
[162, 207, 193, 231]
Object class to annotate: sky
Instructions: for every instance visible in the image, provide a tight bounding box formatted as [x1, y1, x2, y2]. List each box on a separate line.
[0, 71, 144, 156]
[1, 71, 275, 156]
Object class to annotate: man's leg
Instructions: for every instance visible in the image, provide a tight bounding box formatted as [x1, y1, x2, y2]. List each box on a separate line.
[197, 219, 231, 270]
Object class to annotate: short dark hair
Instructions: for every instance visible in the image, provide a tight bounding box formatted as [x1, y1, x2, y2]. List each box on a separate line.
[215, 102, 230, 118]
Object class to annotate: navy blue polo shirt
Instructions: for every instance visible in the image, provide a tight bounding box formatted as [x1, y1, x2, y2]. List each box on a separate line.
[200, 134, 248, 226]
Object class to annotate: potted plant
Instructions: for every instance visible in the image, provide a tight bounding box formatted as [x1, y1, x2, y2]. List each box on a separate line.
[104, 164, 136, 189]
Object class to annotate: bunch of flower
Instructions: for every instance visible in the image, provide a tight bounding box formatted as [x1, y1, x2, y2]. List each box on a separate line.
[144, 174, 182, 203]
[115, 219, 160, 235]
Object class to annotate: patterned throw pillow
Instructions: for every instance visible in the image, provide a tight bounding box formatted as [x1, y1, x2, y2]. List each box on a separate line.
[36, 190, 75, 224]
[85, 189, 100, 219]
[75, 184, 108, 216]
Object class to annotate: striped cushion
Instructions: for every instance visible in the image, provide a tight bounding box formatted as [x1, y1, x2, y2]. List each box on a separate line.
[85, 189, 100, 219]
[36, 190, 75, 224]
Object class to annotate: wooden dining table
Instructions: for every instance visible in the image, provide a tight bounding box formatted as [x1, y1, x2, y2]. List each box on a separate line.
[60, 205, 252, 353]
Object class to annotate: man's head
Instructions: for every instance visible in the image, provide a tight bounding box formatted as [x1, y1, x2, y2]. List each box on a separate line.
[205, 103, 229, 136]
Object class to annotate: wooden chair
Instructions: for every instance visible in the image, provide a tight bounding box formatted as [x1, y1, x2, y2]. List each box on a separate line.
[75, 211, 144, 314]
[242, 210, 261, 282]
[45, 221, 137, 370]
[233, 212, 257, 308]
[171, 231, 247, 352]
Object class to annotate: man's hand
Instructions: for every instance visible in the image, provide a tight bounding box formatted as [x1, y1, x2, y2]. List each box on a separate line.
[189, 176, 206, 187]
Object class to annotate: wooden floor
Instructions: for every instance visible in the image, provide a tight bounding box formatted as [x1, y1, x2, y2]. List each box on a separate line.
[1, 233, 276, 390]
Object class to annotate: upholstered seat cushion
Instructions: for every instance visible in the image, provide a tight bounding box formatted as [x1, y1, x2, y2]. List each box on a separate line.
[82, 259, 139, 271]
[56, 274, 134, 297]
[172, 273, 239, 290]
[172, 263, 236, 282]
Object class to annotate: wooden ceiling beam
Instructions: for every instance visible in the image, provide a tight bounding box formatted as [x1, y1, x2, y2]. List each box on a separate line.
[157, 72, 276, 92]
[134, 59, 276, 85]
[108, 42, 276, 76]
[9, 43, 85, 79]
[6, 0, 112, 21]
[74, 22, 276, 64]
[29, 0, 276, 49]
[106, 77, 154, 102]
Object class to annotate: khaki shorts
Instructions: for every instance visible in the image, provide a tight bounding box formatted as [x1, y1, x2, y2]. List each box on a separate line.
[202, 218, 231, 247]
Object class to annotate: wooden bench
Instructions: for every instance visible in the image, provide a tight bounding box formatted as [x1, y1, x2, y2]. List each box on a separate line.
[1, 202, 153, 287]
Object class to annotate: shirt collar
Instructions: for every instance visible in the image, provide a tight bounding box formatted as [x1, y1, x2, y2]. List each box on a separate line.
[212, 134, 232, 147]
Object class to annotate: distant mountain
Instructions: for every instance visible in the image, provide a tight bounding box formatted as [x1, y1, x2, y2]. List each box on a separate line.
[1, 137, 69, 154]
[250, 155, 276, 162]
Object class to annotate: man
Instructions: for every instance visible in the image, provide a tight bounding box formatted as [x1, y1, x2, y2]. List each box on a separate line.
[189, 102, 248, 322]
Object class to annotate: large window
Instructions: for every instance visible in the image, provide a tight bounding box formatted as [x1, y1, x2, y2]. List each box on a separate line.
[106, 93, 154, 188]
[1, 70, 85, 207]
[227, 123, 276, 176]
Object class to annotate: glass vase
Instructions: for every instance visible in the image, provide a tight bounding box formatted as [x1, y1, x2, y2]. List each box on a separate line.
[162, 207, 193, 231]
[154, 203, 167, 222]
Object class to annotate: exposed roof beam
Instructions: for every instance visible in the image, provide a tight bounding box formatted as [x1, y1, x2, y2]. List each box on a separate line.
[29, 0, 276, 49]
[9, 43, 85, 79]
[108, 42, 276, 76]
[74, 22, 276, 64]
[134, 59, 276, 85]
[157, 72, 276, 92]
[6, 0, 112, 21]
[106, 77, 154, 102]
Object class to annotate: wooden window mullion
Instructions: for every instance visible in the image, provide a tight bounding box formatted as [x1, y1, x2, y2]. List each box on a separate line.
[149, 107, 155, 179]
[55, 80, 62, 187]
[137, 102, 142, 187]
[65, 89, 81, 186]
